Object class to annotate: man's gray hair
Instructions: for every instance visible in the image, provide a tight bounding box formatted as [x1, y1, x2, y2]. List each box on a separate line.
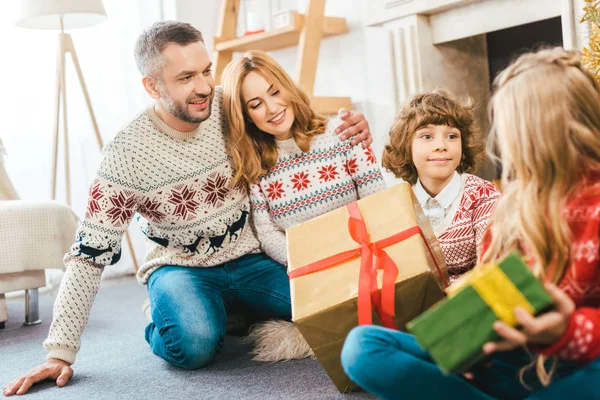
[134, 21, 204, 76]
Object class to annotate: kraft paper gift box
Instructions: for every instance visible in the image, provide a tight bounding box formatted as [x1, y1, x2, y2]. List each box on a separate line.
[286, 183, 449, 393]
[407, 252, 555, 375]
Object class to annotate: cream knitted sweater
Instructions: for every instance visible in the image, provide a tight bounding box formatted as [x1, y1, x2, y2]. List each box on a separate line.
[44, 87, 261, 364]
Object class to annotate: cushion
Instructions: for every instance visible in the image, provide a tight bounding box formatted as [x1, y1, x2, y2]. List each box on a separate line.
[0, 200, 79, 274]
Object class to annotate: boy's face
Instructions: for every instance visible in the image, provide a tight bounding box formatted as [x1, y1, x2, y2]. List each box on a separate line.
[411, 124, 462, 187]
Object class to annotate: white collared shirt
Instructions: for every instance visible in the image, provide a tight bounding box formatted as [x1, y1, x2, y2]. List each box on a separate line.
[413, 172, 462, 229]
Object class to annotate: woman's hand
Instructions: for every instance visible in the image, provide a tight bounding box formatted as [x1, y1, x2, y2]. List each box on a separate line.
[482, 283, 575, 355]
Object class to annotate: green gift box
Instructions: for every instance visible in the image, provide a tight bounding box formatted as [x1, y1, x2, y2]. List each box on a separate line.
[407, 252, 554, 374]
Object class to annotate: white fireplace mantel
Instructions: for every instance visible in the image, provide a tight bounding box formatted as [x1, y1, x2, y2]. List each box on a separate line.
[365, 0, 591, 180]
[364, 0, 590, 112]
[367, 0, 587, 49]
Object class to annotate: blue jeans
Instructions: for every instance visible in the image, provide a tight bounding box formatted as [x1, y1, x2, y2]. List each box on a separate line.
[341, 325, 600, 400]
[144, 253, 291, 370]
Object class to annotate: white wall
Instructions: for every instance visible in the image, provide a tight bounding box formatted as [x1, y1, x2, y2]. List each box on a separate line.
[174, 0, 398, 180]
[1, 0, 399, 289]
[0, 1, 168, 283]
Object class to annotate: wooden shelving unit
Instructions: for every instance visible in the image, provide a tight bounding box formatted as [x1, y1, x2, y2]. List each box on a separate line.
[213, 0, 352, 115]
[214, 11, 347, 52]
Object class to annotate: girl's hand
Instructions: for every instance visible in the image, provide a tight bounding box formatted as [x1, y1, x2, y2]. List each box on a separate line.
[482, 283, 575, 354]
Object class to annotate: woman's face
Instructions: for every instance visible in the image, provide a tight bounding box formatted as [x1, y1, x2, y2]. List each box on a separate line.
[241, 71, 295, 140]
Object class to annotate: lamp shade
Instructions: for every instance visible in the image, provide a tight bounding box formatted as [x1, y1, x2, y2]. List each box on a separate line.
[16, 0, 107, 30]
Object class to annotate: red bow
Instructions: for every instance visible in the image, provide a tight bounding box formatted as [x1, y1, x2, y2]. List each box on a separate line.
[289, 202, 448, 328]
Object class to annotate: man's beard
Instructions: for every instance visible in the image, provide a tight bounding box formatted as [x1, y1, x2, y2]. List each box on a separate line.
[160, 87, 213, 124]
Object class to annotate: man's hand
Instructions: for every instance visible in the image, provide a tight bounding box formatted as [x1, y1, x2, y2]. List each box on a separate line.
[482, 283, 575, 355]
[335, 109, 372, 148]
[3, 359, 73, 396]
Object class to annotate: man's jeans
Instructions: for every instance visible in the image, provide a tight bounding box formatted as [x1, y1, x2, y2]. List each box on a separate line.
[144, 253, 291, 369]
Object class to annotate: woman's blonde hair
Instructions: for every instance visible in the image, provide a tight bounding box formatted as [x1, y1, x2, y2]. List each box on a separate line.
[381, 89, 485, 185]
[482, 47, 600, 386]
[221, 50, 327, 186]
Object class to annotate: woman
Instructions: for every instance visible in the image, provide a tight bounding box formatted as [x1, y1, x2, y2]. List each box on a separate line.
[221, 50, 387, 361]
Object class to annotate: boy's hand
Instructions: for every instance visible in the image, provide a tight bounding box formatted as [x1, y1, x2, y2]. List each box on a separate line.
[335, 109, 372, 148]
[482, 283, 575, 354]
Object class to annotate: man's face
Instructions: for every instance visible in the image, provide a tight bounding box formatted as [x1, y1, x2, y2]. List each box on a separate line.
[156, 41, 215, 123]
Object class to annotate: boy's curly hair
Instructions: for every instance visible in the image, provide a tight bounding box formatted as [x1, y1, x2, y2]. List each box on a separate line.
[381, 89, 486, 185]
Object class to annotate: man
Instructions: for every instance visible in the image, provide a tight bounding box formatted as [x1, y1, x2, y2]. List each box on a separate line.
[3, 21, 371, 396]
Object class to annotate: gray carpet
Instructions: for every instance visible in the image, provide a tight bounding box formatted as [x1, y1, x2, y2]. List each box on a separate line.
[0, 276, 375, 400]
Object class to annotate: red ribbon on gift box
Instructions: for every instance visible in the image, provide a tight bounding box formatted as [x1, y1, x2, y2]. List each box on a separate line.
[289, 201, 449, 329]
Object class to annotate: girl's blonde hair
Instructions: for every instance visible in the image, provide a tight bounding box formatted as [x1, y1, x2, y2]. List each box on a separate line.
[483, 47, 600, 386]
[221, 50, 327, 186]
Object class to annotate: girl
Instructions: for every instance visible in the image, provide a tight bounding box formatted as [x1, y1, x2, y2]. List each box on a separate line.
[341, 47, 600, 399]
[382, 89, 500, 283]
[221, 51, 387, 360]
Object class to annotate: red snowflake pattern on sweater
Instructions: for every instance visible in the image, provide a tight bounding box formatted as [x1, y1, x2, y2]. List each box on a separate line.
[476, 182, 497, 197]
[573, 239, 600, 264]
[85, 181, 104, 218]
[232, 174, 247, 194]
[318, 164, 339, 182]
[291, 171, 311, 192]
[106, 191, 137, 225]
[558, 314, 596, 361]
[168, 185, 199, 219]
[453, 192, 476, 221]
[365, 147, 377, 165]
[344, 158, 358, 175]
[202, 172, 229, 207]
[139, 197, 166, 223]
[266, 180, 285, 200]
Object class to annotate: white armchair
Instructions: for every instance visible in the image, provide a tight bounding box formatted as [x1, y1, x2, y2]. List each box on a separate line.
[0, 139, 79, 329]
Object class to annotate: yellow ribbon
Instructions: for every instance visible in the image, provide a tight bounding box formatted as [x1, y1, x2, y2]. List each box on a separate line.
[446, 263, 534, 326]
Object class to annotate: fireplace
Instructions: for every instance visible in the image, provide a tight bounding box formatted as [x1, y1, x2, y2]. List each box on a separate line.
[367, 0, 590, 179]
[487, 17, 564, 85]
